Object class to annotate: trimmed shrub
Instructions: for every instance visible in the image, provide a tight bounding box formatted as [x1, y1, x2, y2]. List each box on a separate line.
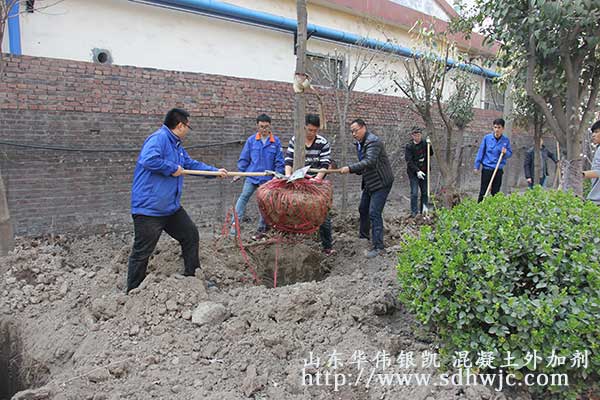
[397, 188, 600, 398]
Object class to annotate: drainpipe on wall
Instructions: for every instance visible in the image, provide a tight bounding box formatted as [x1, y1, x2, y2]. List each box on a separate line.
[130, 0, 500, 79]
[6, 0, 22, 55]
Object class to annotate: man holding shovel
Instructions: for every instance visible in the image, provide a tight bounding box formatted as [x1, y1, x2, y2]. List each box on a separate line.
[284, 113, 335, 255]
[127, 108, 228, 293]
[405, 126, 432, 218]
[230, 114, 285, 239]
[474, 118, 513, 203]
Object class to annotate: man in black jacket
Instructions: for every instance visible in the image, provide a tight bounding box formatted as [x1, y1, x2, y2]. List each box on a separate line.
[340, 119, 394, 258]
[523, 138, 557, 189]
[405, 127, 432, 217]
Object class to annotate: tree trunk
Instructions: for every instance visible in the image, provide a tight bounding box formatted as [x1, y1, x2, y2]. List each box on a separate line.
[503, 82, 514, 136]
[562, 135, 584, 195]
[292, 0, 308, 170]
[426, 121, 463, 208]
[0, 168, 14, 256]
[532, 114, 542, 186]
[438, 142, 462, 208]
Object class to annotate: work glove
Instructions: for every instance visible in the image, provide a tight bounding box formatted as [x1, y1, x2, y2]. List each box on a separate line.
[416, 171, 426, 180]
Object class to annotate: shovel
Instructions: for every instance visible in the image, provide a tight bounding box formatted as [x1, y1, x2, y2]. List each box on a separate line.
[307, 168, 345, 175]
[287, 166, 311, 183]
[484, 152, 504, 198]
[182, 169, 285, 178]
[423, 137, 431, 216]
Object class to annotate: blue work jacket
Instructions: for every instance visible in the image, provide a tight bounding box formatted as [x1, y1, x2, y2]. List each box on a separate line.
[237, 132, 285, 184]
[474, 133, 513, 170]
[131, 125, 218, 216]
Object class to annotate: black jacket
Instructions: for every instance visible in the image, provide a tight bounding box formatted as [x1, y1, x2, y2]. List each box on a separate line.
[405, 140, 433, 175]
[348, 131, 394, 192]
[524, 145, 557, 179]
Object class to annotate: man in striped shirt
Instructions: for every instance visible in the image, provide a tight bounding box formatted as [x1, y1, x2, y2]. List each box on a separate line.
[284, 114, 335, 255]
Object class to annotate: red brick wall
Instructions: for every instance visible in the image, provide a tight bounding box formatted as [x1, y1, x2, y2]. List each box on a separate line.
[1, 55, 532, 236]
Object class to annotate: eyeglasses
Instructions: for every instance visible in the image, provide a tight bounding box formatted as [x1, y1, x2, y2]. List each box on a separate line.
[182, 121, 192, 130]
[258, 125, 271, 131]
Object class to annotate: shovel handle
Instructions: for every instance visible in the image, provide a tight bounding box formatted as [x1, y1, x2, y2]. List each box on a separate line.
[308, 168, 345, 174]
[484, 152, 504, 197]
[182, 170, 268, 177]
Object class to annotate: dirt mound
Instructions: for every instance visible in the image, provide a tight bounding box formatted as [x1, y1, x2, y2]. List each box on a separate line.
[0, 213, 531, 400]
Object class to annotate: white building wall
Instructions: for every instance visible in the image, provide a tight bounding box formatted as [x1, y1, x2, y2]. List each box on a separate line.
[389, 0, 450, 21]
[14, 0, 486, 107]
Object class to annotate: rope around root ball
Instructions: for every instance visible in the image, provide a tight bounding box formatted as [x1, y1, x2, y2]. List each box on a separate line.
[256, 178, 333, 234]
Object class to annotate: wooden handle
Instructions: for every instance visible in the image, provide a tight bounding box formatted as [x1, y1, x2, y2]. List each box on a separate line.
[182, 170, 267, 177]
[308, 168, 344, 174]
[484, 152, 504, 197]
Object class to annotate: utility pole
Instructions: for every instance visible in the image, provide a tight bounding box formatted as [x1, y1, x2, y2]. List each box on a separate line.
[292, 0, 308, 170]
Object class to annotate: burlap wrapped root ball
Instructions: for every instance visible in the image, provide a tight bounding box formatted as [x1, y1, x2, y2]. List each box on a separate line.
[256, 178, 333, 234]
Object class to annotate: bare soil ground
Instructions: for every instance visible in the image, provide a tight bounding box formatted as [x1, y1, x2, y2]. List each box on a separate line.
[0, 211, 530, 400]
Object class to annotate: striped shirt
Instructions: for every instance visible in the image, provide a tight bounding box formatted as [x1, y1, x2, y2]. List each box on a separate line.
[284, 134, 331, 170]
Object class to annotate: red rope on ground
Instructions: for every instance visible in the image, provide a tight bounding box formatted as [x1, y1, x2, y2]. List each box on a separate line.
[221, 207, 260, 285]
[274, 237, 280, 288]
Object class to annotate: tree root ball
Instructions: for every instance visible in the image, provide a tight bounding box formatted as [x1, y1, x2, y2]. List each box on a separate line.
[256, 178, 332, 234]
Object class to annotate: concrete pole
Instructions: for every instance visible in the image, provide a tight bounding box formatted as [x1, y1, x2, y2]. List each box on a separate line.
[0, 169, 14, 256]
[292, 0, 307, 170]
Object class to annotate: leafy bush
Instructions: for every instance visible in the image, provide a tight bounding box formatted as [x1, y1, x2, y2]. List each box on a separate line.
[397, 188, 600, 398]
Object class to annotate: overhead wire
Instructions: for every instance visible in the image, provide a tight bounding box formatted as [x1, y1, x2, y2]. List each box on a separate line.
[0, 139, 245, 153]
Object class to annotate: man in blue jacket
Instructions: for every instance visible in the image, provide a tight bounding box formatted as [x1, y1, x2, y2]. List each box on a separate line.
[474, 118, 513, 202]
[127, 108, 228, 293]
[231, 114, 285, 238]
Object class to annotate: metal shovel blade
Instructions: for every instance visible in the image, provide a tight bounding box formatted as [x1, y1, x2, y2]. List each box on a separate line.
[287, 166, 311, 183]
[265, 170, 285, 179]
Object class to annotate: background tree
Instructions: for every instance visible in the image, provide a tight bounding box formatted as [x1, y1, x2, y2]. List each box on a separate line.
[390, 25, 479, 205]
[453, 0, 600, 195]
[508, 79, 552, 188]
[314, 30, 390, 213]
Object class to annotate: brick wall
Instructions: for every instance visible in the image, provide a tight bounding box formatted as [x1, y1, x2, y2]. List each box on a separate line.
[0, 55, 539, 236]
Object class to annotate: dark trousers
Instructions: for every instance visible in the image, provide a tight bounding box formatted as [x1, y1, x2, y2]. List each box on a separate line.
[478, 168, 504, 203]
[408, 173, 428, 215]
[319, 213, 332, 250]
[127, 207, 200, 292]
[359, 185, 392, 250]
[528, 176, 547, 189]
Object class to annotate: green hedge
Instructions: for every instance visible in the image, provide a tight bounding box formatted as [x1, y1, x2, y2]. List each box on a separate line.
[397, 188, 600, 398]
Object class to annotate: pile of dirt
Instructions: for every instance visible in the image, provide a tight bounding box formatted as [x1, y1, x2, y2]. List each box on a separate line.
[0, 212, 530, 400]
